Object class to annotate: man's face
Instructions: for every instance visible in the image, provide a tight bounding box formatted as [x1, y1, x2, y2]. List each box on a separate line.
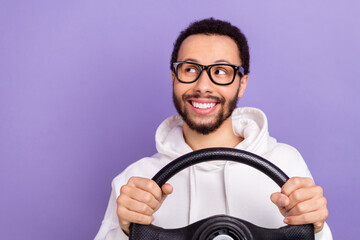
[172, 34, 248, 135]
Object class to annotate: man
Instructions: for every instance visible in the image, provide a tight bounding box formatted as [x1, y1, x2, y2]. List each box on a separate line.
[95, 18, 332, 239]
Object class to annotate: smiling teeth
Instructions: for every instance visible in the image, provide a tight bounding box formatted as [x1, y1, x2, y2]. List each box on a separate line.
[191, 102, 216, 109]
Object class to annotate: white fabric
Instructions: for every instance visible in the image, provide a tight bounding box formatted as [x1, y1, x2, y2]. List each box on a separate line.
[94, 107, 332, 240]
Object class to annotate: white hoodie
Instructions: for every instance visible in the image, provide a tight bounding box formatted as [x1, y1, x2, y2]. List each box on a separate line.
[95, 107, 332, 240]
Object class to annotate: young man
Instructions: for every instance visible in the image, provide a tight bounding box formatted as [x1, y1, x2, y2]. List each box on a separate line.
[95, 18, 332, 239]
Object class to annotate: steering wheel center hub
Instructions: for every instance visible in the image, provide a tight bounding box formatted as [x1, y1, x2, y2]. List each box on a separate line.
[212, 234, 234, 240]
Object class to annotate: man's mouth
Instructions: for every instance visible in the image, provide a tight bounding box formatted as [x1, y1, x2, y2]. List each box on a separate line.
[182, 94, 223, 115]
[186, 99, 219, 115]
[190, 101, 217, 109]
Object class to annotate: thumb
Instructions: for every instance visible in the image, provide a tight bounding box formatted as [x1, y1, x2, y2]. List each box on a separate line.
[154, 183, 173, 213]
[270, 192, 289, 216]
[270, 192, 289, 207]
[161, 183, 173, 196]
[158, 183, 173, 205]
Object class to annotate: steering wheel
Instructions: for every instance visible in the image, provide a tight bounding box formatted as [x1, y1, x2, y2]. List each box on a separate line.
[129, 148, 314, 240]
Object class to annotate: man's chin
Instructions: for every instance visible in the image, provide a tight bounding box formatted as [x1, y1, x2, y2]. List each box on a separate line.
[184, 117, 223, 135]
[188, 124, 222, 135]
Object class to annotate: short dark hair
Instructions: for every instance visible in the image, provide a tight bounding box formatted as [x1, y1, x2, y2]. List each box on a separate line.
[170, 18, 250, 75]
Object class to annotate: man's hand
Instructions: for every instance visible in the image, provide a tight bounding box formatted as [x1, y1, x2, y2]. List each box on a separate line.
[270, 177, 328, 233]
[116, 176, 173, 235]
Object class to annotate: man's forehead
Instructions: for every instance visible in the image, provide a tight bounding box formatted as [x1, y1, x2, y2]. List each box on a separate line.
[177, 34, 241, 64]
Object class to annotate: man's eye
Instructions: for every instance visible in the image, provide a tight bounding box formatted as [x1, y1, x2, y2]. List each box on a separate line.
[185, 68, 197, 73]
[214, 69, 226, 75]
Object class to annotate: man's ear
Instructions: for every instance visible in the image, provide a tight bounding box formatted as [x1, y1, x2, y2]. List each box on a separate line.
[237, 75, 249, 98]
[171, 71, 176, 86]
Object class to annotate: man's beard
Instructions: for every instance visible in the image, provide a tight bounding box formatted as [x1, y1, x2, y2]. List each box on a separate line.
[172, 89, 239, 135]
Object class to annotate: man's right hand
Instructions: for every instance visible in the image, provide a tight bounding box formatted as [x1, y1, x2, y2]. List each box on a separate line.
[116, 176, 173, 235]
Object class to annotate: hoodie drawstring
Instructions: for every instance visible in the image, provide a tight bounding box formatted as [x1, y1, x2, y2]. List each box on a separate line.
[188, 166, 196, 224]
[224, 161, 231, 215]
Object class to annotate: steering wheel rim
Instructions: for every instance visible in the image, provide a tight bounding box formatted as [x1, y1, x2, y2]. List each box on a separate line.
[129, 147, 314, 240]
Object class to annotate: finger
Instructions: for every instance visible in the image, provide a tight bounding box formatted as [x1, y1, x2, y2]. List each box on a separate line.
[120, 185, 159, 210]
[284, 206, 328, 226]
[287, 196, 327, 217]
[127, 177, 162, 200]
[281, 177, 314, 196]
[286, 185, 324, 210]
[121, 196, 155, 216]
[117, 206, 153, 228]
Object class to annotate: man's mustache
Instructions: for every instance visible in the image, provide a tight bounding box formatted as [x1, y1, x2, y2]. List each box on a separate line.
[183, 94, 225, 104]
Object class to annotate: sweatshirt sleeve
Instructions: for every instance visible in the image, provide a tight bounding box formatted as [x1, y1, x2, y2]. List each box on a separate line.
[293, 147, 333, 240]
[315, 222, 333, 240]
[94, 180, 129, 240]
[268, 143, 333, 240]
[94, 157, 161, 240]
[295, 150, 333, 240]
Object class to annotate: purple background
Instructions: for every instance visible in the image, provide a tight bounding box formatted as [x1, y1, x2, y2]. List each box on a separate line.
[1, 1, 359, 239]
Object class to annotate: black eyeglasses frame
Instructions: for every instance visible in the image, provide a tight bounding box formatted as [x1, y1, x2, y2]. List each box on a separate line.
[172, 61, 245, 86]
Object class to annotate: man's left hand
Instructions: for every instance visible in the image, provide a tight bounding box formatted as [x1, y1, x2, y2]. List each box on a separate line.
[270, 177, 329, 233]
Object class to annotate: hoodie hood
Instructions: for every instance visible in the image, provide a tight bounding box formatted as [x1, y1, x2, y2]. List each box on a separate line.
[155, 107, 276, 158]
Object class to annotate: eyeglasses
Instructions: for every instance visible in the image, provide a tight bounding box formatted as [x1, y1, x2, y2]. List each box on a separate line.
[173, 61, 245, 86]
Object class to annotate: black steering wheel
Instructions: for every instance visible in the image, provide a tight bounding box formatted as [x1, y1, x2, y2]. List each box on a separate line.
[129, 148, 314, 240]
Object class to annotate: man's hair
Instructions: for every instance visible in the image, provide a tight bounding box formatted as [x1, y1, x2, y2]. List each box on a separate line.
[170, 18, 250, 75]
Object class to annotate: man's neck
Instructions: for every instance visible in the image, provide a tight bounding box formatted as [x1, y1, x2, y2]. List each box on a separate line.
[183, 117, 243, 151]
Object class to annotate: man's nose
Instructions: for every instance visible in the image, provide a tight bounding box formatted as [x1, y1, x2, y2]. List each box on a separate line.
[193, 69, 214, 94]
